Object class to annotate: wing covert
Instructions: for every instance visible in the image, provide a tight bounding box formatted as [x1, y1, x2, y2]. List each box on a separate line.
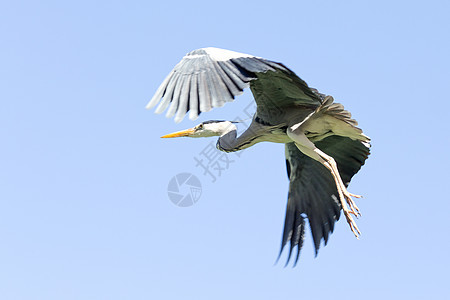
[147, 47, 281, 122]
[147, 47, 322, 123]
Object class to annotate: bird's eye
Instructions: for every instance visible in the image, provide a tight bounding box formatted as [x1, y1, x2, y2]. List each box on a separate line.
[198, 124, 203, 129]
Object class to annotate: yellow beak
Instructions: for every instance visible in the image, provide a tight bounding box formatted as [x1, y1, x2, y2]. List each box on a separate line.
[160, 128, 195, 138]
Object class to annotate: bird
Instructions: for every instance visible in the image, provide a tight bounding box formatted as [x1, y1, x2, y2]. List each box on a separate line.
[147, 47, 371, 266]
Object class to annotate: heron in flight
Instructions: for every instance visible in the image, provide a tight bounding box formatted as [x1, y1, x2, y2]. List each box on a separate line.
[147, 47, 370, 265]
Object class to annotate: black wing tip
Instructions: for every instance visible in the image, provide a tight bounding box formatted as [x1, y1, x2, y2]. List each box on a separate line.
[276, 216, 307, 268]
[275, 244, 298, 268]
[275, 243, 303, 268]
[278, 220, 335, 266]
[314, 248, 319, 258]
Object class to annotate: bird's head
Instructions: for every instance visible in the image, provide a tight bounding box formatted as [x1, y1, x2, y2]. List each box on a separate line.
[160, 120, 236, 139]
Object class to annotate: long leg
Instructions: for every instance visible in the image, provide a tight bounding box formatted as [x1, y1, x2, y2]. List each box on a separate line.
[287, 127, 362, 238]
[313, 148, 362, 216]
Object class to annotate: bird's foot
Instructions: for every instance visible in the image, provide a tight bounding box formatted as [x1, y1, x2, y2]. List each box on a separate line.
[348, 192, 363, 199]
[337, 187, 362, 237]
[344, 191, 362, 217]
[343, 208, 361, 238]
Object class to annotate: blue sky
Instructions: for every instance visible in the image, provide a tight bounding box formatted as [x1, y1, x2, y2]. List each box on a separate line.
[1, 1, 449, 299]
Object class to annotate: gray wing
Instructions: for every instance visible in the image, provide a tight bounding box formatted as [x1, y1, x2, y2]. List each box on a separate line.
[281, 137, 370, 266]
[147, 47, 322, 123]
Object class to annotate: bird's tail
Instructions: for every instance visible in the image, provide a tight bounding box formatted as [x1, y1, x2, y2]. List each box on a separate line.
[318, 96, 371, 144]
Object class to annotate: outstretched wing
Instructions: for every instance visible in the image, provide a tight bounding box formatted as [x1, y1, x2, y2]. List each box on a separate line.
[281, 137, 370, 266]
[147, 47, 322, 123]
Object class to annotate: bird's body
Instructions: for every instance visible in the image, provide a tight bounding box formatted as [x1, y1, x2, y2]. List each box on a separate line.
[148, 47, 370, 265]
